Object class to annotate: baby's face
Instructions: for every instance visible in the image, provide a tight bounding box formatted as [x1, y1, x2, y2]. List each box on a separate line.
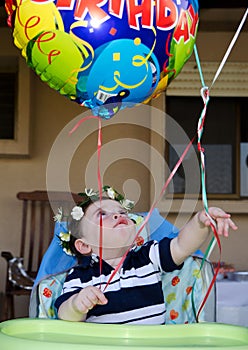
[80, 199, 136, 255]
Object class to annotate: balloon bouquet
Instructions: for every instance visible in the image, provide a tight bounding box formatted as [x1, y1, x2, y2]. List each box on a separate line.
[5, 0, 199, 119]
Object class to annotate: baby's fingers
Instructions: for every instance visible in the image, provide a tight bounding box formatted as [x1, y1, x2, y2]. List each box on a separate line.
[208, 207, 230, 220]
[229, 219, 238, 231]
[216, 218, 238, 237]
[77, 286, 108, 313]
[92, 287, 108, 305]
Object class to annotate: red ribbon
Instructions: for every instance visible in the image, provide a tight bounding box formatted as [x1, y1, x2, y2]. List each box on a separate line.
[103, 135, 196, 291]
[70, 115, 104, 283]
[196, 222, 221, 321]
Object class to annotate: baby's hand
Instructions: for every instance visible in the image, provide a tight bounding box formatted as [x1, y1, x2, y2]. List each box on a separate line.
[198, 207, 238, 237]
[72, 286, 108, 315]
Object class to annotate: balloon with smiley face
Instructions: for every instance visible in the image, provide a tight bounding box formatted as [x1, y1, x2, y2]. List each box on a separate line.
[76, 38, 160, 118]
[5, 0, 199, 119]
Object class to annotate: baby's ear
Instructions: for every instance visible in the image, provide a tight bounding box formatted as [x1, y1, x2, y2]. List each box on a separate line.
[74, 238, 92, 255]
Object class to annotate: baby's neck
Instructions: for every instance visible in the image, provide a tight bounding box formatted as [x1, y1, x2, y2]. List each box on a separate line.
[105, 256, 123, 269]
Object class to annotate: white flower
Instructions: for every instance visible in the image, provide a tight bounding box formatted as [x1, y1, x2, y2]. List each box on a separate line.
[85, 188, 97, 197]
[107, 187, 116, 199]
[120, 199, 135, 211]
[71, 206, 84, 220]
[58, 231, 74, 256]
[59, 232, 70, 242]
[54, 207, 63, 222]
[63, 247, 73, 256]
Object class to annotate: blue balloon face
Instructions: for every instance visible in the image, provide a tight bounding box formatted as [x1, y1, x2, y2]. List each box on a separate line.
[77, 39, 160, 114]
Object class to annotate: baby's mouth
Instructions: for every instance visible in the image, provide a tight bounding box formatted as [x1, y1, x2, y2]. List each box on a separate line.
[114, 217, 128, 227]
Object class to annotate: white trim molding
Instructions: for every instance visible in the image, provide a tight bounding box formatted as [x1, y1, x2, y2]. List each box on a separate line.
[166, 61, 248, 97]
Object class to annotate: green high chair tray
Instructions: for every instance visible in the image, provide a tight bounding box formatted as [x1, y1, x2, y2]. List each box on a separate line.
[0, 319, 248, 350]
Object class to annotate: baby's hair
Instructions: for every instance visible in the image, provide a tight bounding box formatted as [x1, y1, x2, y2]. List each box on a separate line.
[68, 197, 93, 239]
[56, 186, 135, 258]
[68, 198, 117, 258]
[67, 195, 93, 257]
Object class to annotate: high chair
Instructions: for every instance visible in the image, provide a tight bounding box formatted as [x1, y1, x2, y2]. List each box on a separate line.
[1, 191, 82, 320]
[30, 208, 216, 323]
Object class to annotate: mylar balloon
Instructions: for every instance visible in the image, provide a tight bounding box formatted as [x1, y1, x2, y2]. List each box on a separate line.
[5, 0, 199, 118]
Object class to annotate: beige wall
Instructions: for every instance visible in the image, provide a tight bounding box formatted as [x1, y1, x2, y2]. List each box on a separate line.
[0, 20, 248, 316]
[0, 29, 151, 296]
[195, 31, 248, 63]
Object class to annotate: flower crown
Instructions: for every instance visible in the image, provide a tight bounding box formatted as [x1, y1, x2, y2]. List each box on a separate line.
[54, 186, 135, 256]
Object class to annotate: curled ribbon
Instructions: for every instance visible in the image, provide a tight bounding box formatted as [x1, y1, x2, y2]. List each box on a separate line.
[192, 8, 248, 319]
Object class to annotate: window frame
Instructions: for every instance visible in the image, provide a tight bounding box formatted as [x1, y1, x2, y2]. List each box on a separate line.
[164, 95, 242, 200]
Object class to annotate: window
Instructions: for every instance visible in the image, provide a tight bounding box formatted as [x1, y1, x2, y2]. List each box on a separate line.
[0, 55, 31, 157]
[149, 61, 248, 213]
[0, 72, 17, 139]
[166, 96, 247, 198]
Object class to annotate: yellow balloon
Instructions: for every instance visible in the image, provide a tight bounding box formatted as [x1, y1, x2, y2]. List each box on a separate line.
[27, 30, 86, 99]
[13, 0, 64, 57]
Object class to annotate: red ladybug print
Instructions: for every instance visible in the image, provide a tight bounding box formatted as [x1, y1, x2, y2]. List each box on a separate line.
[43, 287, 52, 298]
[170, 309, 179, 320]
[171, 276, 180, 286]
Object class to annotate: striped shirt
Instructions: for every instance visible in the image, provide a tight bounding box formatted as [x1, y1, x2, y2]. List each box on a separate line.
[55, 237, 183, 324]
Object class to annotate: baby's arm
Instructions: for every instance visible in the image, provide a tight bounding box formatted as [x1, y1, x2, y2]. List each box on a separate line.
[58, 286, 108, 321]
[170, 207, 237, 266]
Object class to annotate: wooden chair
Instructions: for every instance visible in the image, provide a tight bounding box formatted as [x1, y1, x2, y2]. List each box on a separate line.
[1, 190, 82, 320]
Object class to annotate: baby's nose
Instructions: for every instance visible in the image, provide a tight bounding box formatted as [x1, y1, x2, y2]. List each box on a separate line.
[113, 213, 121, 220]
[113, 212, 127, 220]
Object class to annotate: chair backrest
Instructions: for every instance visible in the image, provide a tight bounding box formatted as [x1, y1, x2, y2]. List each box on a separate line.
[17, 191, 82, 275]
